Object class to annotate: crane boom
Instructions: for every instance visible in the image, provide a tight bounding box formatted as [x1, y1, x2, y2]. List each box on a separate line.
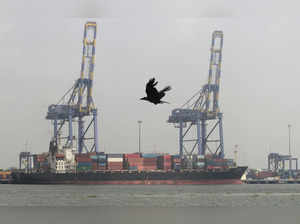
[206, 31, 223, 113]
[78, 22, 97, 113]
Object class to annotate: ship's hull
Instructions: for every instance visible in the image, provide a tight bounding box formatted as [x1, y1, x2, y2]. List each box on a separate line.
[11, 167, 247, 185]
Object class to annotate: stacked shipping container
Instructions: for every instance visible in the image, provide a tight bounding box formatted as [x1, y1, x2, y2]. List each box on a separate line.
[37, 154, 49, 171]
[192, 155, 205, 169]
[41, 151, 237, 173]
[157, 155, 172, 170]
[90, 153, 107, 170]
[0, 171, 11, 180]
[205, 156, 234, 170]
[76, 154, 92, 171]
[141, 154, 158, 171]
[172, 155, 181, 170]
[124, 153, 142, 170]
[107, 154, 123, 170]
[255, 170, 276, 179]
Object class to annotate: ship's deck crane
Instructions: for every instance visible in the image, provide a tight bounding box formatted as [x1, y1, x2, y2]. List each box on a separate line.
[46, 22, 99, 154]
[168, 31, 224, 159]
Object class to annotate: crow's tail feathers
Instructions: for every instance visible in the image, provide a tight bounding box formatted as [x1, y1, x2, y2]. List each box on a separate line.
[162, 86, 171, 92]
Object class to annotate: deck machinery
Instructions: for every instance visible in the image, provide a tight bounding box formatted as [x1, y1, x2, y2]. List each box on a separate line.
[46, 22, 99, 154]
[168, 31, 224, 162]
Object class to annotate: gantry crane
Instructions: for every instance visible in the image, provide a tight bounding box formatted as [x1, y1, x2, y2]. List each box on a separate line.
[46, 22, 99, 154]
[268, 153, 298, 173]
[168, 31, 224, 159]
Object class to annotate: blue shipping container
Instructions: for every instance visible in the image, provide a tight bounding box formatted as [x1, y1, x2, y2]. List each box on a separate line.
[107, 154, 123, 158]
[77, 162, 92, 167]
[90, 155, 107, 160]
[128, 166, 137, 170]
[142, 153, 158, 158]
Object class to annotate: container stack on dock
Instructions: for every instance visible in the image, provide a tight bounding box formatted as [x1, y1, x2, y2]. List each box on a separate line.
[0, 171, 11, 184]
[107, 154, 123, 170]
[254, 170, 276, 179]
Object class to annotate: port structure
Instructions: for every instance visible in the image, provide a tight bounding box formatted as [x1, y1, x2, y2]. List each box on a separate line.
[168, 31, 224, 159]
[268, 153, 298, 173]
[19, 152, 33, 172]
[46, 22, 99, 154]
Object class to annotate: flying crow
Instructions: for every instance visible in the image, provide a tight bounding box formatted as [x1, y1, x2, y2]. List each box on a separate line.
[140, 78, 171, 105]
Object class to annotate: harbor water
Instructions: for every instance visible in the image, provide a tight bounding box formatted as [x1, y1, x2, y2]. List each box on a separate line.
[0, 184, 300, 224]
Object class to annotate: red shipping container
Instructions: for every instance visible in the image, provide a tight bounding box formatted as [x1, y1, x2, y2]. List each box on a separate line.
[107, 161, 123, 170]
[256, 171, 275, 179]
[157, 155, 172, 170]
[75, 154, 90, 158]
[92, 163, 98, 170]
[76, 157, 92, 162]
[56, 154, 65, 158]
[124, 153, 141, 159]
[37, 157, 46, 162]
[143, 158, 157, 161]
[139, 166, 157, 171]
[108, 162, 123, 165]
[207, 165, 226, 170]
[127, 158, 143, 164]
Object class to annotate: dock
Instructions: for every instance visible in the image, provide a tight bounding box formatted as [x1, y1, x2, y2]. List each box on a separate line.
[243, 179, 300, 184]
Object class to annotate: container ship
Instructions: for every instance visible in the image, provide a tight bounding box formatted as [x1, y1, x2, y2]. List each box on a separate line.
[12, 150, 247, 185]
[11, 24, 247, 185]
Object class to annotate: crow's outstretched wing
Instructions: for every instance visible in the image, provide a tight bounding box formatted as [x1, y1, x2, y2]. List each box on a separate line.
[146, 78, 159, 98]
[158, 86, 171, 99]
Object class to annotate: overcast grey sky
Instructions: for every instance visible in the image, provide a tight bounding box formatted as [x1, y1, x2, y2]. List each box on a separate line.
[1, 0, 300, 169]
